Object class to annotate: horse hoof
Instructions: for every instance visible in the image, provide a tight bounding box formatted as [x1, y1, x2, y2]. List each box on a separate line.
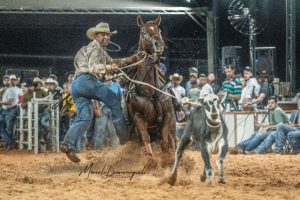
[218, 179, 226, 184]
[146, 144, 154, 156]
[200, 175, 206, 182]
[166, 176, 177, 186]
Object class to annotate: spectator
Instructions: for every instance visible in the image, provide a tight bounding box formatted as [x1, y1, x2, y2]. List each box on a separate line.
[185, 67, 198, 92]
[250, 75, 269, 109]
[242, 67, 260, 111]
[169, 73, 186, 121]
[66, 72, 75, 85]
[187, 72, 200, 102]
[45, 78, 62, 100]
[207, 72, 221, 94]
[22, 78, 49, 147]
[238, 77, 246, 110]
[170, 73, 186, 99]
[219, 65, 242, 111]
[235, 97, 289, 154]
[159, 62, 167, 76]
[199, 73, 214, 99]
[92, 71, 122, 150]
[274, 122, 300, 154]
[60, 82, 76, 143]
[0, 75, 10, 101]
[0, 74, 21, 150]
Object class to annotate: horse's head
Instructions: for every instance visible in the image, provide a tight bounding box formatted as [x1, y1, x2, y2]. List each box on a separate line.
[137, 15, 166, 55]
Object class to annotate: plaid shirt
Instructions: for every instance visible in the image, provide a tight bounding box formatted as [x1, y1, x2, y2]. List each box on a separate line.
[222, 76, 242, 105]
[74, 40, 112, 77]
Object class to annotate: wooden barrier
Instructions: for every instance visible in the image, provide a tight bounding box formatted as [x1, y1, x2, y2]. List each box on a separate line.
[224, 111, 293, 147]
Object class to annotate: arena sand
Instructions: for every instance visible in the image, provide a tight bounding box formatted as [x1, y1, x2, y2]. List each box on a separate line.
[0, 142, 299, 200]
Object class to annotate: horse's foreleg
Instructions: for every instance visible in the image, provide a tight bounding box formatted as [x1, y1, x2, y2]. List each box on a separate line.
[161, 112, 176, 152]
[134, 113, 153, 156]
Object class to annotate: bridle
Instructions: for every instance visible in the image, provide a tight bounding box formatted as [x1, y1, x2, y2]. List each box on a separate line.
[140, 26, 162, 43]
[140, 25, 164, 53]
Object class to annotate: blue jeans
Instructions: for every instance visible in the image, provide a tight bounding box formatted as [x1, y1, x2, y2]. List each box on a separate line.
[93, 107, 119, 150]
[287, 131, 300, 153]
[63, 74, 128, 152]
[236, 131, 268, 151]
[254, 131, 277, 154]
[275, 123, 299, 153]
[0, 106, 18, 146]
[39, 109, 49, 141]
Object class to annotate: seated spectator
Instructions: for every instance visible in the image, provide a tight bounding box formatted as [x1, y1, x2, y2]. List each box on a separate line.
[235, 97, 289, 154]
[274, 120, 300, 154]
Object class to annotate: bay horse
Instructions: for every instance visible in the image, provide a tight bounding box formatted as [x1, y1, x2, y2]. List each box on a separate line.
[126, 15, 176, 156]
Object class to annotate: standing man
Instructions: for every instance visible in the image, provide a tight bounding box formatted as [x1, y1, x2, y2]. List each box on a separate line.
[187, 71, 200, 102]
[0, 75, 20, 150]
[60, 22, 131, 163]
[242, 66, 260, 111]
[207, 72, 220, 94]
[220, 65, 242, 111]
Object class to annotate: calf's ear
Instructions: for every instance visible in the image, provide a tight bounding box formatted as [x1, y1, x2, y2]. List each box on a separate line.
[197, 99, 204, 106]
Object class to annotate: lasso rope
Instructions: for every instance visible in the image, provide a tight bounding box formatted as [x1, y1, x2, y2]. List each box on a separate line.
[116, 52, 202, 107]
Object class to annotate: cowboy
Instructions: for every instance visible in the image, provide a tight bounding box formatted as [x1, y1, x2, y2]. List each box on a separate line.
[170, 73, 186, 100]
[60, 22, 132, 163]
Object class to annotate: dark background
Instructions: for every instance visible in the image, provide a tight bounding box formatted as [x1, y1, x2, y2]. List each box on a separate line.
[0, 0, 298, 89]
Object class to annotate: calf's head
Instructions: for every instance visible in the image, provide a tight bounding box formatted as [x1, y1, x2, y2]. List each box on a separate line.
[202, 94, 222, 127]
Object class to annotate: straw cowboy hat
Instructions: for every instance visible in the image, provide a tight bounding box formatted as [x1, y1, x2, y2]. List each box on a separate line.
[45, 78, 58, 86]
[169, 73, 183, 82]
[9, 74, 17, 80]
[87, 22, 117, 40]
[33, 77, 43, 84]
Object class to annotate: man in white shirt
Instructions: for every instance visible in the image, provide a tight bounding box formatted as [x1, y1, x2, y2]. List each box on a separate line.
[242, 66, 260, 111]
[0, 74, 20, 150]
[170, 73, 186, 99]
[199, 74, 214, 99]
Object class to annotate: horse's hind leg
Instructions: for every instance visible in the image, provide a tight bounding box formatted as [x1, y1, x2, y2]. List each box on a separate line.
[216, 138, 228, 184]
[134, 113, 152, 156]
[161, 112, 176, 153]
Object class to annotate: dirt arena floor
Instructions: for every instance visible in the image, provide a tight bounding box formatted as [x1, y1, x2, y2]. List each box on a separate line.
[0, 142, 299, 200]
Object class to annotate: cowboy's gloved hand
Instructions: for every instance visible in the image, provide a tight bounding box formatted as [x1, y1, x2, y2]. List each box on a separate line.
[111, 63, 119, 72]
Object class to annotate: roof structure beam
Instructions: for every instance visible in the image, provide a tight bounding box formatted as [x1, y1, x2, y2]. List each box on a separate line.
[0, 7, 208, 16]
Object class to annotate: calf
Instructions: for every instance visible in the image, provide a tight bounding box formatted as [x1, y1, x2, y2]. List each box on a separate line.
[168, 94, 228, 184]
